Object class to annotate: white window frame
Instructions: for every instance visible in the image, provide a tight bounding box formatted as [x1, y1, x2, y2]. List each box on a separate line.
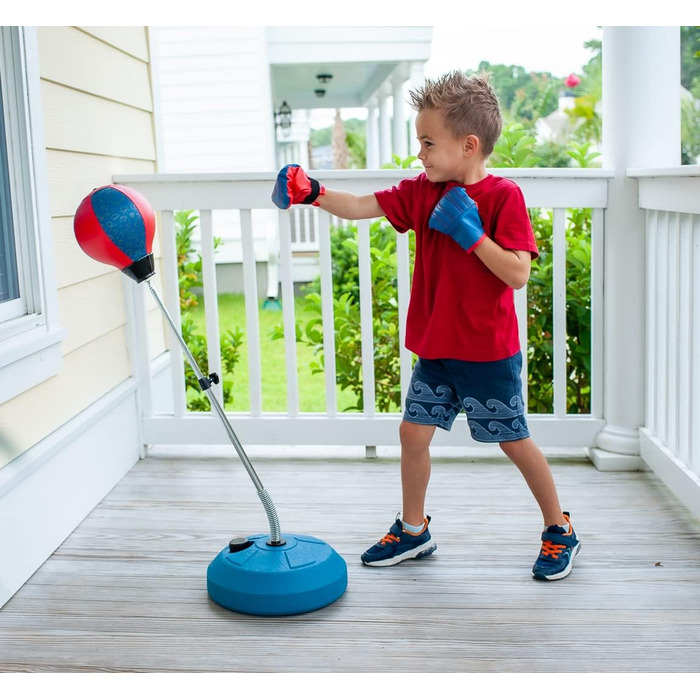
[0, 27, 65, 404]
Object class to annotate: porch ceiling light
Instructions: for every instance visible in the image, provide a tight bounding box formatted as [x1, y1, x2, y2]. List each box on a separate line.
[274, 101, 292, 137]
[316, 72, 333, 84]
[315, 88, 326, 98]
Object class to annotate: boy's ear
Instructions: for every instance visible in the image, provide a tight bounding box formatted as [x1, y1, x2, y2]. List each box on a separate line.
[463, 134, 480, 156]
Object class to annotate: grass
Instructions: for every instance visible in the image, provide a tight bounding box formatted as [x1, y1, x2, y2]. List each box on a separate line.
[186, 293, 358, 413]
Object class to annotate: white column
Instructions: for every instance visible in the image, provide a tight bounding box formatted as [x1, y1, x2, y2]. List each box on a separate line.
[365, 97, 380, 169]
[378, 89, 392, 166]
[591, 26, 681, 471]
[392, 75, 408, 161]
[408, 62, 425, 157]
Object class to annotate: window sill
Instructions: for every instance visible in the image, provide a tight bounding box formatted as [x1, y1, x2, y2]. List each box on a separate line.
[0, 324, 66, 403]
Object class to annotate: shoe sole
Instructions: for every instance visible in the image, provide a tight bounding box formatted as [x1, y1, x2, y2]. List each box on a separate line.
[533, 541, 582, 581]
[361, 539, 437, 567]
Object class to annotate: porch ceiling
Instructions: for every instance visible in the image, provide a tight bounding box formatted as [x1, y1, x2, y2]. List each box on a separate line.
[270, 61, 397, 110]
[267, 26, 433, 110]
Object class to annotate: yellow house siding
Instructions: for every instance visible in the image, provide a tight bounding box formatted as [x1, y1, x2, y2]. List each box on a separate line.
[0, 329, 132, 460]
[0, 26, 160, 469]
[37, 27, 152, 111]
[59, 274, 127, 355]
[41, 80, 156, 159]
[47, 150, 156, 218]
[78, 26, 150, 61]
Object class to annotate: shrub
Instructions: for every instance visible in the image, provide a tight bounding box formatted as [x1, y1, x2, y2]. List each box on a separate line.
[175, 210, 244, 411]
[289, 218, 412, 412]
[527, 207, 592, 414]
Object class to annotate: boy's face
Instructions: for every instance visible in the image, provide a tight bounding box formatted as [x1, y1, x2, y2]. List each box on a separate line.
[415, 108, 473, 183]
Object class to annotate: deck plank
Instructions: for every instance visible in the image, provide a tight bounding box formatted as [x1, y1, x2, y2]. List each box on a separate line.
[1, 449, 700, 673]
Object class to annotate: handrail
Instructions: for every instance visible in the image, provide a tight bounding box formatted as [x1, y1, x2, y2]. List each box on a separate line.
[117, 170, 608, 449]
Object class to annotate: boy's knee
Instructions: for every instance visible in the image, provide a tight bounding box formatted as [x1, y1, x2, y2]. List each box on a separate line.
[499, 436, 530, 456]
[400, 420, 434, 450]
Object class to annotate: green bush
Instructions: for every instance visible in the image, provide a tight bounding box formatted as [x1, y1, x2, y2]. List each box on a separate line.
[490, 123, 541, 167]
[293, 204, 593, 415]
[175, 210, 244, 411]
[526, 208, 592, 414]
[290, 126, 595, 415]
[288, 218, 412, 412]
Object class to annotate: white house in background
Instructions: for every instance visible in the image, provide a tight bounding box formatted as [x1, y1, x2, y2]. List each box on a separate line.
[150, 26, 433, 295]
[535, 91, 578, 144]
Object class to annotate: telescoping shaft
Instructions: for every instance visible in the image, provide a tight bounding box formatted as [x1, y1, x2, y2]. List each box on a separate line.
[146, 280, 284, 545]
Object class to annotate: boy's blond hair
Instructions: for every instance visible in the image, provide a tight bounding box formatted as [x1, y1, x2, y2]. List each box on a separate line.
[409, 71, 503, 157]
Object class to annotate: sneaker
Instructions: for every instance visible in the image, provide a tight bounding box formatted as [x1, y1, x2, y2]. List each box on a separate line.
[361, 515, 437, 567]
[532, 512, 581, 581]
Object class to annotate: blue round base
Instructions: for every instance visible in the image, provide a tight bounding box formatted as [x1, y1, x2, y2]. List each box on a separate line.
[206, 533, 348, 616]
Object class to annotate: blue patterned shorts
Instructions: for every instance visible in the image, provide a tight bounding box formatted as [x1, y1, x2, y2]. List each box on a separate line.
[403, 353, 530, 443]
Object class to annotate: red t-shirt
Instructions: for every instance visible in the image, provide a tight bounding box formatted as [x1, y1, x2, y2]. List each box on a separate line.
[375, 173, 538, 362]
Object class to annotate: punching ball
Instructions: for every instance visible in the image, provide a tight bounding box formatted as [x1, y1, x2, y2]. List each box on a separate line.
[72, 184, 348, 616]
[74, 184, 156, 283]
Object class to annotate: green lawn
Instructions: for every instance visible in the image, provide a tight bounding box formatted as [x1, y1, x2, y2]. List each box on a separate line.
[186, 293, 357, 413]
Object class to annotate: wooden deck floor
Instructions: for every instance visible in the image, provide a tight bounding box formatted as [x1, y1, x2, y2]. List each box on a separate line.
[2, 446, 700, 673]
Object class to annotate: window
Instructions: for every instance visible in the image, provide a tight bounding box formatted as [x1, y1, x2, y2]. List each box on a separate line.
[0, 72, 22, 321]
[0, 27, 64, 403]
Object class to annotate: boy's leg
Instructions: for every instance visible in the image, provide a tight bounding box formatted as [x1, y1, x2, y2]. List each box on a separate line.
[361, 359, 457, 566]
[360, 420, 438, 566]
[500, 437, 581, 580]
[400, 420, 436, 526]
[498, 437, 566, 528]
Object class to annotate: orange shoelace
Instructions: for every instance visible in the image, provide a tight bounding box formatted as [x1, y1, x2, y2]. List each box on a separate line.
[540, 540, 567, 559]
[380, 533, 400, 546]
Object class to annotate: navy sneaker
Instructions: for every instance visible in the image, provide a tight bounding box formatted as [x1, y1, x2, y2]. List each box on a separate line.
[361, 515, 437, 567]
[532, 512, 581, 580]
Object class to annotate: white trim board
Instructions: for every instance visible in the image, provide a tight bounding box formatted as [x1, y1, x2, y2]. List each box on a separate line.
[639, 427, 700, 521]
[0, 380, 140, 608]
[141, 414, 606, 449]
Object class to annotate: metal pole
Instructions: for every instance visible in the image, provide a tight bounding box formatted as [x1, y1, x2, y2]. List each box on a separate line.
[146, 280, 284, 545]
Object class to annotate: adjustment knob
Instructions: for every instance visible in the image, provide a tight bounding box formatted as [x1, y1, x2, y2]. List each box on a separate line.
[228, 537, 254, 553]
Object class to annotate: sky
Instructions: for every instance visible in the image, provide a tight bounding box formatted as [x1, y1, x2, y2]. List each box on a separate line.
[425, 24, 601, 79]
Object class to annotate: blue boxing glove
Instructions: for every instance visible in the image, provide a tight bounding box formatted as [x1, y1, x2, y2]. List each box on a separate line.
[271, 164, 325, 210]
[428, 186, 487, 253]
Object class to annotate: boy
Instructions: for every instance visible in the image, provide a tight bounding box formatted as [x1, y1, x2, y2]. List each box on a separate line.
[271, 70, 581, 581]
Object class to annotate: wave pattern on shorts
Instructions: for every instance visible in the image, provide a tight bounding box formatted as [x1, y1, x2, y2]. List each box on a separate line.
[405, 381, 457, 428]
[463, 395, 528, 442]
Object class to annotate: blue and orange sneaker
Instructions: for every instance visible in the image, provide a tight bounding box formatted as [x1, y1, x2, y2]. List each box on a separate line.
[532, 512, 581, 580]
[361, 515, 437, 567]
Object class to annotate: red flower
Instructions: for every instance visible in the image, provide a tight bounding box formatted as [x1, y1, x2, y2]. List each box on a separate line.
[565, 73, 581, 88]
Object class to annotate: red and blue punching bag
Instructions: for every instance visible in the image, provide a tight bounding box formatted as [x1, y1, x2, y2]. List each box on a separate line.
[74, 184, 156, 283]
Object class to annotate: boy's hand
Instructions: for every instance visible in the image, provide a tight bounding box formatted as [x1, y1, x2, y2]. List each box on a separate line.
[271, 164, 325, 209]
[429, 186, 486, 253]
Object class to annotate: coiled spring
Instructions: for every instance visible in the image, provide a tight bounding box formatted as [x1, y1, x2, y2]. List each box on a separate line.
[257, 488, 284, 545]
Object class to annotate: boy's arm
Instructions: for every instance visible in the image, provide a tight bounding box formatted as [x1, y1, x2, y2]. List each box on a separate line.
[473, 241, 531, 290]
[316, 189, 384, 220]
[428, 186, 531, 289]
[271, 164, 383, 220]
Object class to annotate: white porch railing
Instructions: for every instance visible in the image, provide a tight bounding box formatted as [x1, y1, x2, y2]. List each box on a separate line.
[115, 169, 611, 450]
[631, 165, 700, 514]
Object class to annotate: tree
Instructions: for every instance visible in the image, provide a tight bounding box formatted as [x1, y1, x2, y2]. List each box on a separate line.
[564, 39, 602, 145]
[332, 109, 349, 169]
[681, 26, 700, 90]
[472, 61, 559, 127]
[681, 27, 700, 164]
[311, 117, 366, 169]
